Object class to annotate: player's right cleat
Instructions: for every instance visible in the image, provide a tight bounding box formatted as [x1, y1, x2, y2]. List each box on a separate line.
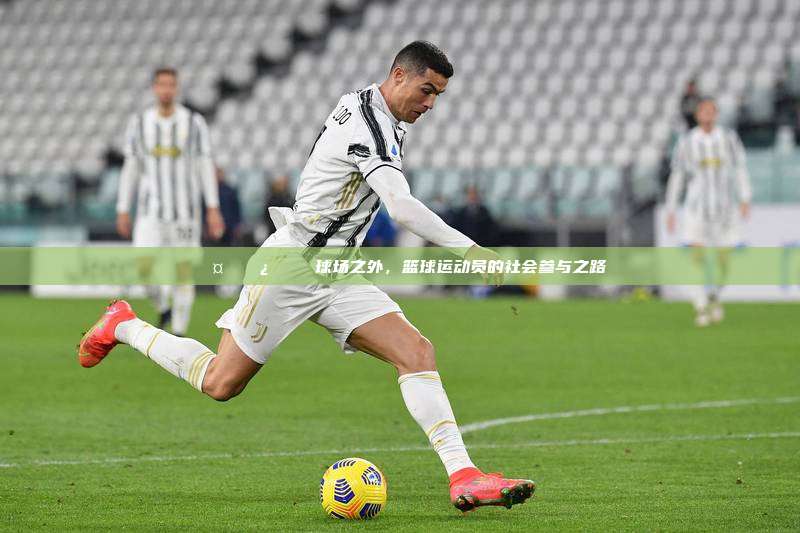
[77, 299, 136, 368]
[449, 467, 536, 512]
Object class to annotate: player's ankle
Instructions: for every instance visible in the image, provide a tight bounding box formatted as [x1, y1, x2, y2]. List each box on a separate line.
[449, 466, 481, 485]
[113, 317, 140, 344]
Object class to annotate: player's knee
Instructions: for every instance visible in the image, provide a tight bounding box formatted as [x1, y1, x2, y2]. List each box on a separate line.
[203, 373, 245, 402]
[205, 382, 242, 402]
[405, 335, 436, 373]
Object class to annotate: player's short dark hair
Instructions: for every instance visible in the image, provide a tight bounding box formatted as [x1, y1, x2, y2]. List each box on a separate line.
[391, 41, 453, 79]
[152, 67, 178, 81]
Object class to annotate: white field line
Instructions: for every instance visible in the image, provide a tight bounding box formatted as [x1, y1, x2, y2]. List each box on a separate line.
[1, 431, 799, 470]
[459, 396, 800, 434]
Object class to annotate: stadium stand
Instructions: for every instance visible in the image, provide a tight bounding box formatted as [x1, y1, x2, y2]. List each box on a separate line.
[0, 0, 799, 236]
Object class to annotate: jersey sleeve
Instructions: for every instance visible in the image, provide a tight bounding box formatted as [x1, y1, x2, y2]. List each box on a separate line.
[665, 135, 689, 212]
[123, 114, 141, 157]
[117, 114, 142, 214]
[729, 130, 752, 204]
[365, 165, 475, 252]
[191, 113, 219, 208]
[193, 113, 213, 156]
[348, 105, 402, 179]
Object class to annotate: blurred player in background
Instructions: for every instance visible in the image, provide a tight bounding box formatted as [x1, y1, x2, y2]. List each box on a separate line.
[82, 42, 534, 512]
[666, 98, 752, 327]
[116, 67, 224, 335]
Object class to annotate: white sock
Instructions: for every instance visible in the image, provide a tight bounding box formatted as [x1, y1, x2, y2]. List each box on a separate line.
[171, 285, 195, 335]
[692, 286, 709, 313]
[147, 285, 172, 314]
[114, 318, 215, 391]
[399, 371, 475, 476]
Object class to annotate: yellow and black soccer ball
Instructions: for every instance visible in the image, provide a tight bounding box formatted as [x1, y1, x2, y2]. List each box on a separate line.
[319, 457, 387, 519]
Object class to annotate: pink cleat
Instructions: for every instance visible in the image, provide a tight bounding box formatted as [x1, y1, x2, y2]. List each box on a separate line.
[77, 300, 136, 368]
[449, 467, 536, 512]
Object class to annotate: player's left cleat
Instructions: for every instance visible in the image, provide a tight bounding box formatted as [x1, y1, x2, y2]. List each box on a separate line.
[77, 299, 136, 368]
[449, 467, 536, 512]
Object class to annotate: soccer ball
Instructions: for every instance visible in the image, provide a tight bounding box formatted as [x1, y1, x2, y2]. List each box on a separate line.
[319, 457, 387, 519]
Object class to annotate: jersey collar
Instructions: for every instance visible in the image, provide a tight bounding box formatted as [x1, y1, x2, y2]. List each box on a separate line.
[152, 104, 186, 122]
[693, 125, 719, 138]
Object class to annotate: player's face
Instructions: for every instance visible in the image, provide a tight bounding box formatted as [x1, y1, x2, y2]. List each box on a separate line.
[153, 73, 178, 107]
[695, 101, 718, 128]
[396, 67, 448, 123]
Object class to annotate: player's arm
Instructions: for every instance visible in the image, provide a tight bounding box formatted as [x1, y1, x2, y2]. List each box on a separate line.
[349, 109, 500, 282]
[348, 114, 476, 250]
[193, 114, 224, 239]
[116, 116, 141, 239]
[366, 167, 502, 284]
[365, 165, 474, 250]
[665, 137, 687, 233]
[730, 131, 752, 219]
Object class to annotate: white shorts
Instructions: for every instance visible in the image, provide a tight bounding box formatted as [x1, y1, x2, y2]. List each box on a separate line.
[132, 217, 203, 264]
[683, 214, 742, 248]
[214, 226, 402, 364]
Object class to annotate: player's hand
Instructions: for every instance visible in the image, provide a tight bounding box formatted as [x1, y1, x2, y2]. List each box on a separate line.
[116, 212, 131, 239]
[464, 245, 504, 287]
[666, 212, 676, 234]
[206, 207, 226, 240]
[740, 202, 750, 220]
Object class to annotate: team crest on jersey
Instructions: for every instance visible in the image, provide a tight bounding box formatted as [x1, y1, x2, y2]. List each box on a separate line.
[151, 145, 182, 158]
[699, 157, 722, 168]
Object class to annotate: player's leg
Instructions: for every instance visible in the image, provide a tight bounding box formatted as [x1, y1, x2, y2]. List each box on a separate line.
[347, 313, 534, 510]
[136, 256, 172, 327]
[315, 288, 534, 510]
[684, 214, 715, 326]
[77, 298, 260, 400]
[201, 329, 262, 400]
[689, 244, 712, 326]
[709, 248, 732, 323]
[115, 318, 260, 401]
[347, 313, 477, 472]
[171, 260, 195, 336]
[169, 221, 203, 335]
[132, 217, 172, 326]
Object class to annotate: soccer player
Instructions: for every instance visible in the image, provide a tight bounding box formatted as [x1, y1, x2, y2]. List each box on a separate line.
[80, 42, 534, 511]
[666, 97, 752, 326]
[116, 67, 225, 335]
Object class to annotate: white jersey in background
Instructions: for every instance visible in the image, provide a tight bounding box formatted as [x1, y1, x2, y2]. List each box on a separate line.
[117, 104, 219, 243]
[665, 126, 752, 246]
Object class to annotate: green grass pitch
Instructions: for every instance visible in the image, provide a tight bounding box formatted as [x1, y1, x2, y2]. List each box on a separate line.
[1, 294, 798, 531]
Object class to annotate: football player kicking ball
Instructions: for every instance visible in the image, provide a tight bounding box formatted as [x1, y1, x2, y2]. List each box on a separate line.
[78, 41, 534, 511]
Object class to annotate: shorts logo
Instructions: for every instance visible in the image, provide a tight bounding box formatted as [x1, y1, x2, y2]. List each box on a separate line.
[250, 321, 268, 343]
[237, 285, 265, 328]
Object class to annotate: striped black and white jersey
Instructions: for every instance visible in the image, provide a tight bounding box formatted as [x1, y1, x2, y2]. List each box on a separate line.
[665, 126, 752, 224]
[289, 84, 406, 248]
[116, 104, 219, 223]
